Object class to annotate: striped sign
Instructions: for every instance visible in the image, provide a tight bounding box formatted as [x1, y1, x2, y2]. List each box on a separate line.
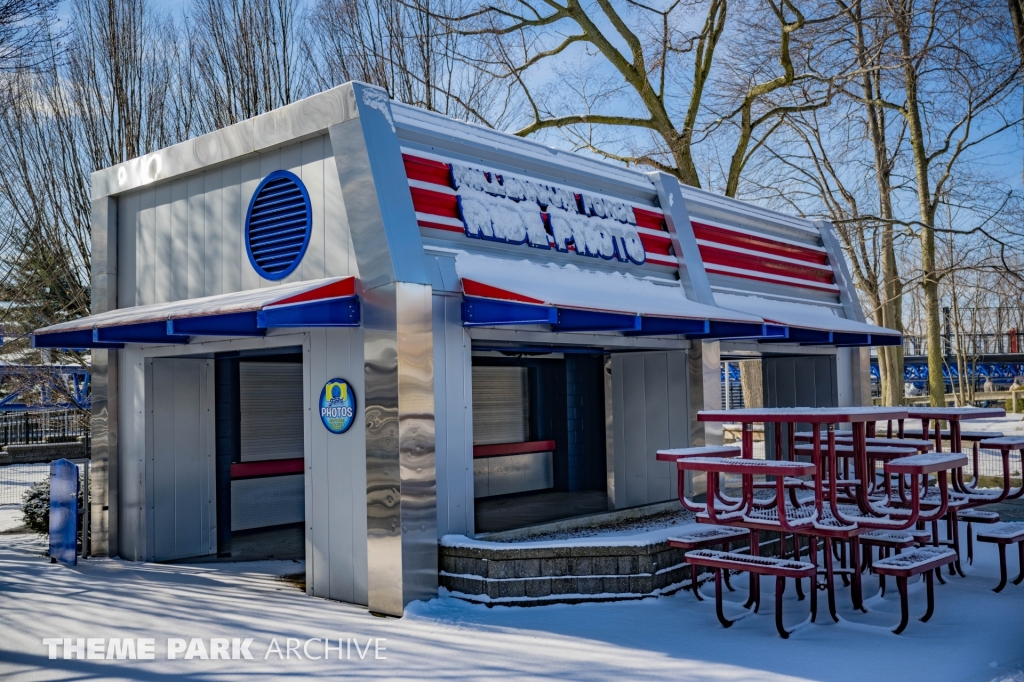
[402, 150, 678, 269]
[692, 218, 839, 294]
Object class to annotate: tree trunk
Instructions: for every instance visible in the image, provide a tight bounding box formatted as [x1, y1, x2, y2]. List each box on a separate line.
[739, 360, 763, 409]
[1010, 0, 1024, 184]
[854, 2, 904, 406]
[894, 4, 945, 407]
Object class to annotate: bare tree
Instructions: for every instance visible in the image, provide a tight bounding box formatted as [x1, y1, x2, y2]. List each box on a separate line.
[0, 0, 182, 407]
[304, 0, 503, 121]
[438, 0, 844, 195]
[188, 0, 308, 129]
[0, 0, 63, 70]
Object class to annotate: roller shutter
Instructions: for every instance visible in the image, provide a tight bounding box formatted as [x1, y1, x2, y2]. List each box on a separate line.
[472, 366, 529, 445]
[239, 362, 304, 461]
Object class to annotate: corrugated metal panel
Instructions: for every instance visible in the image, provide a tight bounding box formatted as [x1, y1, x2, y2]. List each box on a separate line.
[231, 475, 304, 531]
[472, 366, 528, 445]
[305, 326, 369, 605]
[150, 358, 216, 561]
[240, 362, 304, 461]
[609, 351, 691, 509]
[433, 293, 474, 536]
[119, 134, 354, 307]
[474, 452, 553, 498]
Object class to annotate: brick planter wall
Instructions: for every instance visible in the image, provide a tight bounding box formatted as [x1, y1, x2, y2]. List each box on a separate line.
[440, 533, 799, 606]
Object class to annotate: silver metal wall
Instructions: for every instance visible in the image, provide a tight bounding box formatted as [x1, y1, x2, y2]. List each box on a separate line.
[115, 134, 357, 307]
[331, 83, 436, 616]
[91, 197, 118, 556]
[304, 327, 369, 605]
[117, 346, 145, 561]
[431, 294, 474, 537]
[606, 351, 692, 508]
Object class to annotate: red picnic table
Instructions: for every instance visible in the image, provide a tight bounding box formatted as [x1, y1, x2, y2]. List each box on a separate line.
[896, 407, 1006, 501]
[898, 406, 1006, 456]
[680, 406, 968, 621]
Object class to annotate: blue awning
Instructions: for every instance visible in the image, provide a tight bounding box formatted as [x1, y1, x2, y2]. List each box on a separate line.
[454, 253, 769, 339]
[33, 277, 360, 349]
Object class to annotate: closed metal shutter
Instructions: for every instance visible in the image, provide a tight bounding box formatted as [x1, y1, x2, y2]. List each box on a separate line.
[472, 366, 528, 445]
[239, 362, 304, 462]
[231, 475, 304, 531]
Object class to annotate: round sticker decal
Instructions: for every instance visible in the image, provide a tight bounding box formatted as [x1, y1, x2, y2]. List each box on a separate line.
[320, 378, 356, 434]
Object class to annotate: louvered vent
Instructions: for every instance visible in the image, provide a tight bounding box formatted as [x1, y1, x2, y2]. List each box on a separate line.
[245, 170, 312, 280]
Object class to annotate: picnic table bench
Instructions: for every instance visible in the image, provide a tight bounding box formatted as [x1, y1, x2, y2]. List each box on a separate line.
[656, 446, 742, 462]
[684, 550, 817, 638]
[872, 546, 957, 634]
[668, 526, 750, 599]
[859, 530, 916, 596]
[794, 432, 934, 453]
[975, 522, 1024, 592]
[959, 509, 1000, 564]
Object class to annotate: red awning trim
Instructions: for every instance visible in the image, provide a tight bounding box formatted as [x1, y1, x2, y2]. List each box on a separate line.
[461, 279, 545, 306]
[272, 278, 356, 307]
[230, 458, 304, 479]
[473, 440, 557, 458]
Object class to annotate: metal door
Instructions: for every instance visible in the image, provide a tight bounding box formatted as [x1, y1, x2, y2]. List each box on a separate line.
[150, 358, 216, 561]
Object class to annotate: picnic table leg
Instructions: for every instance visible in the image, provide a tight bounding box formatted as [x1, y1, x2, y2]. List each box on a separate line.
[921, 570, 935, 623]
[824, 537, 839, 622]
[950, 513, 965, 577]
[774, 576, 791, 639]
[792, 535, 806, 601]
[810, 537, 820, 623]
[879, 552, 887, 597]
[714, 569, 734, 629]
[691, 563, 703, 601]
[720, 542, 735, 592]
[1014, 541, 1024, 586]
[967, 520, 974, 564]
[744, 530, 761, 612]
[850, 537, 865, 612]
[994, 543, 1009, 593]
[839, 541, 850, 587]
[894, 576, 910, 635]
[810, 565, 818, 622]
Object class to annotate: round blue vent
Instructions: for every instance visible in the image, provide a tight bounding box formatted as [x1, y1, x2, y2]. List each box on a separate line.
[245, 170, 312, 280]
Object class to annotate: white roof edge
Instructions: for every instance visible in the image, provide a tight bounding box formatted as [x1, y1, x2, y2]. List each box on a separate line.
[713, 292, 898, 336]
[392, 103, 656, 193]
[679, 184, 820, 236]
[90, 84, 360, 199]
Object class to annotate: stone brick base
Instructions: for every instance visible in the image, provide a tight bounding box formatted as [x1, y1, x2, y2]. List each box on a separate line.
[440, 531, 804, 606]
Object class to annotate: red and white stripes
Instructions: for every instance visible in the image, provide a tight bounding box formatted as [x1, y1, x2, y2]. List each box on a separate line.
[402, 150, 678, 268]
[692, 218, 838, 293]
[402, 148, 838, 294]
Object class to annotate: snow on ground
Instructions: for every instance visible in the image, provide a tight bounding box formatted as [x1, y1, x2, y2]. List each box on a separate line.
[0, 504, 25, 532]
[1, 528, 1023, 682]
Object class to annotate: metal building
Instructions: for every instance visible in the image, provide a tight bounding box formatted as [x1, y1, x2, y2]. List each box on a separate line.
[33, 82, 899, 616]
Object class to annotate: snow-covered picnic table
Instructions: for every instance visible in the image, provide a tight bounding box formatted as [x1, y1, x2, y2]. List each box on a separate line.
[659, 405, 988, 633]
